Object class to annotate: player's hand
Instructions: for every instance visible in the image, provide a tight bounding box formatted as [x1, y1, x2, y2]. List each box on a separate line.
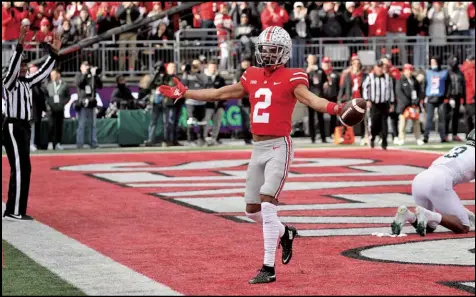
[18, 25, 29, 45]
[158, 77, 188, 103]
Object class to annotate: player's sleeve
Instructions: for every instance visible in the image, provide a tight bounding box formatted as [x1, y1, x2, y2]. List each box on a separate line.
[239, 69, 250, 94]
[288, 69, 310, 91]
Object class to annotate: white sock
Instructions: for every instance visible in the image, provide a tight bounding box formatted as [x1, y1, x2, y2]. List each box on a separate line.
[245, 211, 262, 223]
[422, 208, 442, 226]
[261, 202, 285, 267]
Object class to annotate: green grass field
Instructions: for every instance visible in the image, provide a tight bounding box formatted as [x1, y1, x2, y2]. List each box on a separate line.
[2, 240, 84, 296]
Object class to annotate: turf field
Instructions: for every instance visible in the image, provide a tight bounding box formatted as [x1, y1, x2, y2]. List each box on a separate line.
[2, 142, 475, 296]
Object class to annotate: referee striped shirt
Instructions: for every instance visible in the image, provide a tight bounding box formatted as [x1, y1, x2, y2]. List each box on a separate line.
[3, 45, 56, 121]
[362, 73, 395, 104]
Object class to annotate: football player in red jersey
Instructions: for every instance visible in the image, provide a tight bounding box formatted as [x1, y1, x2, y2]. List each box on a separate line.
[160, 26, 347, 284]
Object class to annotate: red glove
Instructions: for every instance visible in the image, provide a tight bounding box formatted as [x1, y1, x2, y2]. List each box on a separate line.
[158, 77, 188, 102]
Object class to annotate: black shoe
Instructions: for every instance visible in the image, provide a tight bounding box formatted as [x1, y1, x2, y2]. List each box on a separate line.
[370, 140, 375, 148]
[382, 146, 387, 150]
[279, 225, 298, 265]
[3, 213, 34, 221]
[248, 266, 276, 284]
[423, 138, 429, 144]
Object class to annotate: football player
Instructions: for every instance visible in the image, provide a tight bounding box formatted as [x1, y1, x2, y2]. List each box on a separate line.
[160, 26, 349, 284]
[391, 129, 475, 236]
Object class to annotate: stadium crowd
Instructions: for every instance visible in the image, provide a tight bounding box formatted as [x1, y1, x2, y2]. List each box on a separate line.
[1, 1, 475, 150]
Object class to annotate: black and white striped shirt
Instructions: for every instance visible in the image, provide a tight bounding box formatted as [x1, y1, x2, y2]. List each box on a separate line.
[3, 45, 56, 121]
[362, 73, 395, 104]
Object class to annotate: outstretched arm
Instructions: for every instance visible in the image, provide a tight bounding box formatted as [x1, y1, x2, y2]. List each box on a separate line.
[3, 26, 29, 90]
[159, 77, 246, 102]
[184, 82, 246, 102]
[294, 84, 343, 115]
[26, 32, 62, 86]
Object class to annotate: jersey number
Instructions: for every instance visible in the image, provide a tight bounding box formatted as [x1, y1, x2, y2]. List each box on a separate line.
[253, 88, 272, 123]
[444, 146, 467, 158]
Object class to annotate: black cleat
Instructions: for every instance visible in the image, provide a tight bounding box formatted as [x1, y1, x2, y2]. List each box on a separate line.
[280, 225, 298, 265]
[248, 266, 276, 284]
[3, 213, 34, 221]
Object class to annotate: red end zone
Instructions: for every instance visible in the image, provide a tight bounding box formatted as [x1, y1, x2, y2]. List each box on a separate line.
[2, 149, 475, 295]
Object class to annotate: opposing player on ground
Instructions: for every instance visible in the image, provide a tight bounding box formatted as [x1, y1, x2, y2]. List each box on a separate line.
[160, 26, 357, 284]
[391, 129, 475, 236]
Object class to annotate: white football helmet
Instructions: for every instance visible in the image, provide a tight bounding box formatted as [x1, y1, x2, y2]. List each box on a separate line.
[255, 26, 292, 67]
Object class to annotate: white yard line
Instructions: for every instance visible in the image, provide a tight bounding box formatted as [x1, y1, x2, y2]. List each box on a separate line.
[2, 203, 182, 296]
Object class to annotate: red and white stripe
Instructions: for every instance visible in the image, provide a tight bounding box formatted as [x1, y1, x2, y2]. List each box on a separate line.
[265, 26, 277, 42]
[274, 136, 292, 200]
[289, 71, 308, 83]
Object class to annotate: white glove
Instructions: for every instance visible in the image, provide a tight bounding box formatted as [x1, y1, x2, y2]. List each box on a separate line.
[449, 99, 456, 109]
[90, 67, 97, 76]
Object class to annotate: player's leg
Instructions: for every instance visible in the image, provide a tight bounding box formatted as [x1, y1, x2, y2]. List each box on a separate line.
[414, 168, 470, 236]
[244, 148, 265, 223]
[248, 137, 295, 285]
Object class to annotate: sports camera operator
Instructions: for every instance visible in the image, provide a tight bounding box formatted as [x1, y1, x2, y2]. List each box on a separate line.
[75, 61, 103, 149]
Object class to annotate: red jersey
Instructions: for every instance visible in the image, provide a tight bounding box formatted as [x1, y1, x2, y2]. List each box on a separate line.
[366, 4, 388, 36]
[350, 71, 364, 99]
[240, 67, 309, 137]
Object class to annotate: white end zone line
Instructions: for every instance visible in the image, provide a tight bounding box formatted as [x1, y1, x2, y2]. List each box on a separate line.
[2, 203, 182, 296]
[2, 146, 373, 158]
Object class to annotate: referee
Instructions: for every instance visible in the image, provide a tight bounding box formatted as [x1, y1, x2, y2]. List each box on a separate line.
[362, 61, 395, 150]
[2, 26, 61, 221]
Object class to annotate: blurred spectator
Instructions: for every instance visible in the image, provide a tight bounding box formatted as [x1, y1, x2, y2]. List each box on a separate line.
[162, 63, 182, 147]
[469, 2, 475, 36]
[147, 2, 170, 36]
[52, 3, 66, 29]
[446, 56, 466, 142]
[381, 55, 401, 143]
[202, 60, 226, 146]
[396, 64, 424, 145]
[183, 60, 209, 146]
[75, 61, 102, 149]
[448, 2, 470, 36]
[339, 54, 368, 145]
[234, 13, 258, 61]
[423, 56, 451, 143]
[34, 18, 54, 44]
[386, 2, 411, 64]
[214, 3, 233, 71]
[144, 63, 166, 146]
[30, 2, 54, 31]
[235, 57, 252, 144]
[321, 57, 340, 138]
[2, 2, 30, 42]
[260, 2, 289, 30]
[96, 3, 120, 35]
[45, 69, 69, 150]
[318, 2, 344, 39]
[116, 2, 141, 72]
[74, 7, 97, 40]
[66, 2, 87, 20]
[365, 2, 388, 37]
[307, 1, 323, 38]
[342, 2, 365, 54]
[461, 55, 475, 132]
[306, 54, 328, 143]
[60, 19, 76, 46]
[289, 2, 309, 67]
[29, 63, 47, 152]
[110, 75, 137, 110]
[230, 1, 259, 29]
[407, 2, 429, 68]
[427, 2, 449, 48]
[137, 74, 152, 103]
[193, 2, 220, 29]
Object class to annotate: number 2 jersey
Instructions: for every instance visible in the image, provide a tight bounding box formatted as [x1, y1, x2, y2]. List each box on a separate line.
[240, 66, 309, 137]
[431, 144, 475, 185]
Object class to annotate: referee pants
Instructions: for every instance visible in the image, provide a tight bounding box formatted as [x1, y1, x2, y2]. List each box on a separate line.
[369, 103, 390, 148]
[2, 119, 32, 216]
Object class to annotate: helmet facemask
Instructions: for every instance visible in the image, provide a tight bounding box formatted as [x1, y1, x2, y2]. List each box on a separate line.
[255, 44, 289, 67]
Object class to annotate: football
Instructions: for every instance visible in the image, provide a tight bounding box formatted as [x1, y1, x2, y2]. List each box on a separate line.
[339, 98, 367, 127]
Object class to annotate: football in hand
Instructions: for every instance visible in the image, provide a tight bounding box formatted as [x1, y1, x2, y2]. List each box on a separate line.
[339, 98, 367, 127]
